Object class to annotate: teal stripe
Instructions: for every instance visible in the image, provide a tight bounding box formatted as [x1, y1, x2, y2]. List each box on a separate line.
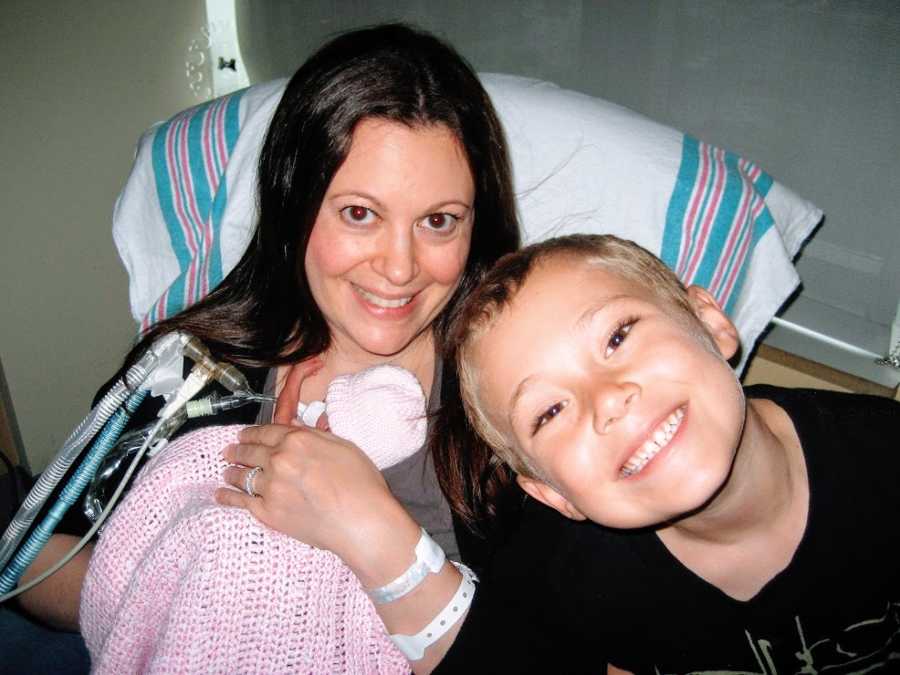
[151, 119, 189, 320]
[722, 196, 775, 315]
[661, 137, 779, 317]
[170, 117, 200, 316]
[660, 135, 698, 270]
[187, 106, 213, 247]
[685, 146, 719, 276]
[208, 90, 246, 287]
[752, 169, 773, 198]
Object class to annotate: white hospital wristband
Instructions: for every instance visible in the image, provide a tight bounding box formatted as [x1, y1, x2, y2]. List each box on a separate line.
[367, 528, 445, 605]
[391, 562, 478, 662]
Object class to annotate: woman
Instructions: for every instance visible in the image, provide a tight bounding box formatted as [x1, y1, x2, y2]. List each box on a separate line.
[12, 22, 518, 671]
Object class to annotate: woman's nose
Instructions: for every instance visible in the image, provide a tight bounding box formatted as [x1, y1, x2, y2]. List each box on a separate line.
[592, 381, 641, 434]
[374, 226, 418, 286]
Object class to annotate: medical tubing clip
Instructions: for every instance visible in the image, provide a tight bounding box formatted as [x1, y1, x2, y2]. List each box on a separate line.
[179, 334, 251, 394]
[0, 390, 148, 595]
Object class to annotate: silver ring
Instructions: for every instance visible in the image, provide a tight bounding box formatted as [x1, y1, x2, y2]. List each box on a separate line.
[244, 466, 263, 497]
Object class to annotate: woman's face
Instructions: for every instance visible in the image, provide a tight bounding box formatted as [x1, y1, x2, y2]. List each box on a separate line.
[305, 118, 475, 365]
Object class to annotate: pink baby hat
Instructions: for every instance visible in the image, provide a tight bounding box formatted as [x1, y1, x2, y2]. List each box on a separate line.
[325, 364, 427, 470]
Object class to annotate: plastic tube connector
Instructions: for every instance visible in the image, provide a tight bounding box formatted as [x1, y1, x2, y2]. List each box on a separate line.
[179, 334, 251, 394]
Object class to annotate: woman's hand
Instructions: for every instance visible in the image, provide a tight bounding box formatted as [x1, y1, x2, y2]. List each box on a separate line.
[215, 359, 422, 585]
[215, 360, 464, 672]
[217, 423, 418, 578]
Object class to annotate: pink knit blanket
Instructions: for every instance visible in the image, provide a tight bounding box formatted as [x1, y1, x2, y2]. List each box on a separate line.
[80, 424, 410, 674]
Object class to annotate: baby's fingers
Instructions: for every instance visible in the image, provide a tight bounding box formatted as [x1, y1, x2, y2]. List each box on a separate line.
[274, 358, 323, 424]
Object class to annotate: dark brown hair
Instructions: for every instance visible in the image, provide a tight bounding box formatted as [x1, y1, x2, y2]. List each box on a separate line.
[122, 23, 519, 372]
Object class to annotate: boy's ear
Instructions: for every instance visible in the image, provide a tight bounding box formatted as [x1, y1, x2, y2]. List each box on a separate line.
[517, 474, 587, 521]
[686, 285, 740, 359]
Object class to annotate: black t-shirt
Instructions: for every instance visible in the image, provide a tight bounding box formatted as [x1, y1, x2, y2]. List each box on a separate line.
[440, 386, 900, 673]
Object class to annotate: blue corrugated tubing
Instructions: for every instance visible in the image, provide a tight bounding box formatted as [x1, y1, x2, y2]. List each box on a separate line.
[0, 390, 147, 594]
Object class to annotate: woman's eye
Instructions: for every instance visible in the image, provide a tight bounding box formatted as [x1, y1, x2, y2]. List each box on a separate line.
[605, 319, 637, 357]
[420, 212, 458, 233]
[531, 401, 567, 436]
[340, 205, 376, 225]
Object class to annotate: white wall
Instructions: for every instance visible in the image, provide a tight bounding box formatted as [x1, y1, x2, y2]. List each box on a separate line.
[0, 0, 207, 471]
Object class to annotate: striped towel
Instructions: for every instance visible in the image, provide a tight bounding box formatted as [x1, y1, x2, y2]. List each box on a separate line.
[113, 79, 286, 333]
[113, 75, 821, 372]
[485, 74, 822, 371]
[143, 91, 242, 330]
[662, 138, 774, 316]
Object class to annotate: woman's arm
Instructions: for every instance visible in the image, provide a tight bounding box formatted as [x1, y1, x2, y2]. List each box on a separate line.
[15, 535, 92, 631]
[216, 424, 465, 673]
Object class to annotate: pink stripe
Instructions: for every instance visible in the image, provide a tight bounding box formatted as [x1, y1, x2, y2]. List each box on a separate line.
[166, 117, 198, 264]
[684, 147, 726, 283]
[158, 288, 169, 324]
[718, 211, 755, 305]
[215, 98, 228, 180]
[747, 165, 761, 182]
[171, 119, 198, 305]
[201, 105, 217, 198]
[177, 118, 201, 303]
[718, 190, 766, 303]
[178, 113, 209, 304]
[143, 286, 169, 330]
[740, 159, 762, 186]
[708, 179, 754, 297]
[676, 142, 711, 278]
[205, 99, 230, 295]
[199, 104, 219, 297]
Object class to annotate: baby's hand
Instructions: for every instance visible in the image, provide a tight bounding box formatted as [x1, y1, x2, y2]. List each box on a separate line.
[324, 365, 427, 470]
[314, 412, 330, 431]
[273, 358, 322, 425]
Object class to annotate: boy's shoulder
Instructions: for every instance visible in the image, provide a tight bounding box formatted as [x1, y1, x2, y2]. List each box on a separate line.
[745, 383, 898, 426]
[745, 383, 898, 490]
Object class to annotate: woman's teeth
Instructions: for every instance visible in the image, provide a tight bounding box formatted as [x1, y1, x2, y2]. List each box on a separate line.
[620, 407, 685, 478]
[356, 286, 412, 308]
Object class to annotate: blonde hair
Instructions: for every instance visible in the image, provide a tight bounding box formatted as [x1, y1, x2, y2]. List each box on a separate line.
[449, 234, 697, 478]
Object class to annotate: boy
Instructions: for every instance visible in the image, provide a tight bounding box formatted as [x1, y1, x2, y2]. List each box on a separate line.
[443, 234, 899, 673]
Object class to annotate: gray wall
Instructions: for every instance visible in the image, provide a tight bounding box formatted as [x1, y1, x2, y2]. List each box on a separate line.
[1, 0, 207, 470]
[237, 0, 900, 335]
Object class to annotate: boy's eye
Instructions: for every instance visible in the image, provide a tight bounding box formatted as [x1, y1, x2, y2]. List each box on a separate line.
[340, 205, 377, 225]
[420, 212, 459, 233]
[531, 401, 567, 436]
[605, 318, 637, 358]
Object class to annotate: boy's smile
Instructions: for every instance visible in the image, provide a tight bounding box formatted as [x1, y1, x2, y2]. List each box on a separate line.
[471, 256, 746, 529]
[619, 405, 685, 477]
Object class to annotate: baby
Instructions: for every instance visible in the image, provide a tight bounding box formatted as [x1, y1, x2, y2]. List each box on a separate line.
[444, 234, 900, 673]
[81, 364, 425, 674]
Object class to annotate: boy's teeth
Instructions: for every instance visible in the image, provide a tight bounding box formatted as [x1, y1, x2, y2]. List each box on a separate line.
[356, 286, 412, 308]
[620, 407, 684, 478]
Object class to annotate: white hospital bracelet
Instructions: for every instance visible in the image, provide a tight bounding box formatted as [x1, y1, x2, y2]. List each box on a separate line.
[390, 562, 478, 662]
[367, 528, 445, 605]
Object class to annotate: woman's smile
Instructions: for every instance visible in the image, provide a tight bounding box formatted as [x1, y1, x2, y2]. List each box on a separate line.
[352, 283, 415, 311]
[305, 118, 474, 364]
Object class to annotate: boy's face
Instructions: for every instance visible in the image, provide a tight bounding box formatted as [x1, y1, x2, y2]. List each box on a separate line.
[470, 257, 745, 529]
